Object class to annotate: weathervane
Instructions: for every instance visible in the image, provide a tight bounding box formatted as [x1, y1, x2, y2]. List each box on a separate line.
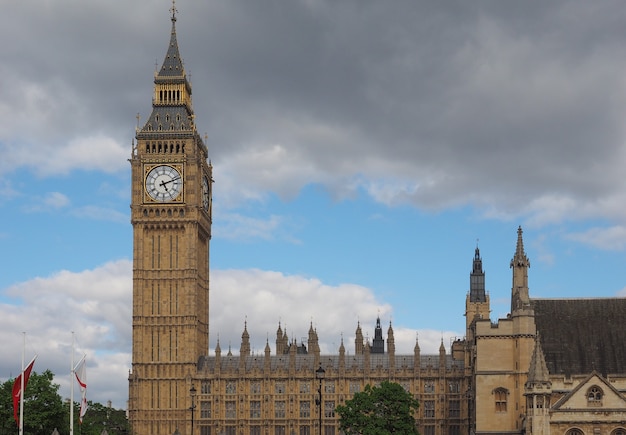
[170, 0, 177, 21]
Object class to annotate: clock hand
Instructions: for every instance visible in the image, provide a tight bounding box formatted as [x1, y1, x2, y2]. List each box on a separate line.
[159, 176, 181, 189]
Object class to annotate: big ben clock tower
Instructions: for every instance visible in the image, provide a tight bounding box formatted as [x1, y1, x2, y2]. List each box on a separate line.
[128, 4, 212, 434]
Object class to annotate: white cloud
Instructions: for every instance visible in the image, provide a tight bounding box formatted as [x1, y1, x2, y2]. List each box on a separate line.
[566, 226, 626, 251]
[0, 260, 132, 409]
[34, 135, 129, 177]
[209, 269, 461, 356]
[214, 212, 287, 241]
[0, 261, 463, 410]
[44, 192, 71, 209]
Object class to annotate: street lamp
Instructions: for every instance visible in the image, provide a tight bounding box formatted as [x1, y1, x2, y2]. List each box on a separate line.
[190, 384, 197, 435]
[315, 366, 325, 435]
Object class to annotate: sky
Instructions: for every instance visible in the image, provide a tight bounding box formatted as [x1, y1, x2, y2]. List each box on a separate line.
[2, 0, 626, 411]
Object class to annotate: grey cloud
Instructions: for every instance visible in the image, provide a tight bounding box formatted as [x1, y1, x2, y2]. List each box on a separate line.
[3, 1, 626, 225]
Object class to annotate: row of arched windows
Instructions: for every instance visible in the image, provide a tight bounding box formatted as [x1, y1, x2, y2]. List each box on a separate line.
[142, 208, 185, 219]
[145, 123, 186, 132]
[159, 89, 182, 104]
[567, 429, 625, 435]
[145, 141, 185, 154]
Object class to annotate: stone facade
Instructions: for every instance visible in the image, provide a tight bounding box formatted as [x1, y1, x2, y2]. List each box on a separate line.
[128, 9, 626, 435]
[192, 322, 468, 435]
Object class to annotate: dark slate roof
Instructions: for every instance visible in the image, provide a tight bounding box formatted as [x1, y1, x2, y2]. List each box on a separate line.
[531, 298, 626, 376]
[140, 106, 194, 134]
[158, 18, 185, 78]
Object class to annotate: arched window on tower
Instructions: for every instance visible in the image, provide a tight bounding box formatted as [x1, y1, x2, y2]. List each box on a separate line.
[494, 388, 508, 413]
[566, 428, 584, 435]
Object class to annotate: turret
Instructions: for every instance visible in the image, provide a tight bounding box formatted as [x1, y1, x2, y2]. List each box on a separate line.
[510, 226, 531, 313]
[465, 244, 491, 335]
[524, 335, 552, 435]
[214, 339, 221, 375]
[387, 321, 395, 356]
[276, 322, 284, 354]
[239, 321, 250, 372]
[414, 334, 421, 370]
[439, 339, 446, 372]
[372, 316, 385, 354]
[240, 321, 250, 357]
[308, 322, 320, 355]
[264, 339, 271, 373]
[338, 337, 346, 374]
[355, 322, 364, 354]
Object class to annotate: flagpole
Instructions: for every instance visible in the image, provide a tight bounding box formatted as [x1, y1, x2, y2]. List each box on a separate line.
[19, 332, 25, 435]
[70, 332, 75, 435]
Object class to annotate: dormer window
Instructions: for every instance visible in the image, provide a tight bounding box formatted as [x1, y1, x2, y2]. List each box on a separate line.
[587, 386, 603, 407]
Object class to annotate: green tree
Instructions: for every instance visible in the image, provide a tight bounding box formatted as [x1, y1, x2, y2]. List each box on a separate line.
[336, 381, 420, 435]
[0, 370, 65, 434]
[1, 370, 129, 435]
[74, 400, 129, 435]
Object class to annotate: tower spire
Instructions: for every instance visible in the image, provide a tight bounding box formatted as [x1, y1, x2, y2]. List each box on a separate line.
[469, 243, 486, 303]
[158, 2, 185, 79]
[510, 226, 531, 312]
[511, 226, 530, 269]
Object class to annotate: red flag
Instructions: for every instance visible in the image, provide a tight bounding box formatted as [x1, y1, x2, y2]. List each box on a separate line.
[12, 357, 36, 424]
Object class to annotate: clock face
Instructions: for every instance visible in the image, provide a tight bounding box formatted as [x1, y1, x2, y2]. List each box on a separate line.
[145, 165, 182, 202]
[202, 176, 210, 211]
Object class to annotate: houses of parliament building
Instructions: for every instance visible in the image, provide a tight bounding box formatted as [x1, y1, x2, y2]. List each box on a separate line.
[127, 6, 626, 435]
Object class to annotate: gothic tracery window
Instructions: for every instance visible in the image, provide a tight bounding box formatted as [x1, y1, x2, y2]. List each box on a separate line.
[494, 387, 508, 412]
[587, 386, 603, 406]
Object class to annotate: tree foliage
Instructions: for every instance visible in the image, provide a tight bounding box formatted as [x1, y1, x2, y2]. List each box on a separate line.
[77, 400, 129, 435]
[0, 370, 129, 434]
[0, 369, 65, 434]
[336, 380, 420, 435]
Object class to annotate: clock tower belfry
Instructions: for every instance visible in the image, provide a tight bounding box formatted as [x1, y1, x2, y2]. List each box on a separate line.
[128, 4, 212, 434]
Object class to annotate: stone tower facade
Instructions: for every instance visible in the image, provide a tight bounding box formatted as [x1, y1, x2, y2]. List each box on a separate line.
[127, 5, 213, 434]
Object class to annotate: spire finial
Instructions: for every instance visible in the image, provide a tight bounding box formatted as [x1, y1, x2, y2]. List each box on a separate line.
[510, 225, 530, 268]
[170, 0, 178, 22]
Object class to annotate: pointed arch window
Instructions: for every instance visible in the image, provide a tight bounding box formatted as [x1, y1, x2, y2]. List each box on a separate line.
[587, 386, 603, 407]
[494, 387, 508, 413]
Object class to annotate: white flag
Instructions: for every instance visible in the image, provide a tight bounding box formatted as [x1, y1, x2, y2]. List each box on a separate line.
[74, 357, 88, 423]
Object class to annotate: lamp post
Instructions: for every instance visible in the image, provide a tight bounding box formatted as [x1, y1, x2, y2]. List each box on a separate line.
[190, 384, 197, 435]
[315, 365, 325, 435]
